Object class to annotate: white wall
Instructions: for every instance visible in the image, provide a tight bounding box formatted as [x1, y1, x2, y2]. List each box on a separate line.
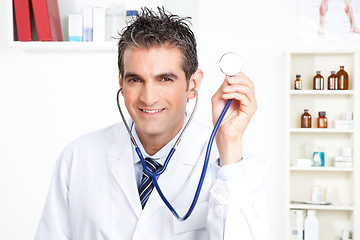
[0, 0, 298, 239]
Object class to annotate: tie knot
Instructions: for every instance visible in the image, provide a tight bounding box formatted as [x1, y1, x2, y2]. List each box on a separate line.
[144, 157, 162, 172]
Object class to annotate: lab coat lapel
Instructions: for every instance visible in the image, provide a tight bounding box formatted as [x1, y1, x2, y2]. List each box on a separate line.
[138, 142, 195, 223]
[107, 123, 142, 218]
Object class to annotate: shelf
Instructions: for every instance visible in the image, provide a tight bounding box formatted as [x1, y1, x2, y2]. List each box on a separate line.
[290, 128, 353, 133]
[285, 46, 360, 54]
[290, 167, 354, 172]
[289, 90, 354, 95]
[290, 203, 354, 211]
[8, 41, 118, 52]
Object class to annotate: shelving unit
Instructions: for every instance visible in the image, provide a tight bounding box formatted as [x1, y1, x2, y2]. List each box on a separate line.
[7, 0, 164, 53]
[7, 0, 119, 52]
[285, 51, 360, 240]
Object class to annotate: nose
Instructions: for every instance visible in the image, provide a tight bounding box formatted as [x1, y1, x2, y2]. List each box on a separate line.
[139, 81, 160, 106]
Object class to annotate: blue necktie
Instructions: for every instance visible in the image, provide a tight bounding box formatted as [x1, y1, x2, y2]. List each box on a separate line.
[138, 157, 162, 209]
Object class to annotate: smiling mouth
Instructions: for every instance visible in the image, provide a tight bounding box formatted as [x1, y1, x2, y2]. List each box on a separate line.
[141, 108, 165, 113]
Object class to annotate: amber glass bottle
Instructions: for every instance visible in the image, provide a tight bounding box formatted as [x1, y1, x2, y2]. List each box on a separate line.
[317, 111, 328, 128]
[301, 109, 312, 128]
[337, 66, 349, 90]
[313, 71, 324, 90]
[328, 71, 337, 90]
[294, 75, 302, 90]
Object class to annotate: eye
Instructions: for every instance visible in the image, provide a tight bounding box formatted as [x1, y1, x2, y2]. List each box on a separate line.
[160, 77, 173, 82]
[128, 78, 141, 83]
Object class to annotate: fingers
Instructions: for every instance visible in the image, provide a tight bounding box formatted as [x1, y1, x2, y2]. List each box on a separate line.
[226, 72, 254, 90]
[221, 72, 255, 101]
[223, 84, 254, 100]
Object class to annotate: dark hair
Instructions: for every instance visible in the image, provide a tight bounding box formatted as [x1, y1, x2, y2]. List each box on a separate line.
[117, 7, 198, 84]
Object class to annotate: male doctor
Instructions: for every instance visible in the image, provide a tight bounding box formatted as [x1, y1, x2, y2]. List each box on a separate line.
[35, 7, 270, 240]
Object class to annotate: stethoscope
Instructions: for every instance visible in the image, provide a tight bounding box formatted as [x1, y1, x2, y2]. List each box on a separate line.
[116, 52, 243, 221]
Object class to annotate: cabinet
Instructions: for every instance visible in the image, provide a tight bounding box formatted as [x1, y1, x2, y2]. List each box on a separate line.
[285, 51, 360, 240]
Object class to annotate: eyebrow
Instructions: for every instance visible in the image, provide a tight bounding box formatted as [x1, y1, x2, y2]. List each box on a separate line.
[154, 72, 179, 80]
[123, 72, 142, 80]
[123, 72, 179, 80]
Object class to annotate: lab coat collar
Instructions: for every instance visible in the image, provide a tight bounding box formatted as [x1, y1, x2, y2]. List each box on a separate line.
[107, 120, 142, 218]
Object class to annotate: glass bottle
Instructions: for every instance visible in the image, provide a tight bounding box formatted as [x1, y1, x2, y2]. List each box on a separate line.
[328, 71, 337, 90]
[294, 74, 302, 90]
[313, 71, 324, 90]
[337, 66, 349, 90]
[301, 109, 312, 128]
[317, 111, 328, 128]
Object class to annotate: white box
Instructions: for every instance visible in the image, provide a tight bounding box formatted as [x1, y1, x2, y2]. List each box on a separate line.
[68, 14, 83, 42]
[341, 147, 352, 157]
[93, 7, 105, 42]
[333, 156, 344, 167]
[83, 6, 93, 42]
[293, 159, 313, 168]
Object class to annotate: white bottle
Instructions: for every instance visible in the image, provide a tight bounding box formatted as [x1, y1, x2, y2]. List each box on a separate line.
[325, 186, 332, 203]
[304, 210, 319, 240]
[290, 210, 305, 240]
[311, 186, 322, 203]
[105, 3, 126, 41]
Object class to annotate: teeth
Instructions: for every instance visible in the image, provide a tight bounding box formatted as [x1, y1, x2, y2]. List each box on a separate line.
[142, 109, 163, 113]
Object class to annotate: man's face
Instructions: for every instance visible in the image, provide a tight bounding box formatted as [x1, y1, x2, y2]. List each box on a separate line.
[120, 46, 193, 142]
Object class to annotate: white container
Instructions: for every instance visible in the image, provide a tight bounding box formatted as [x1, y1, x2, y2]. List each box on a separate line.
[105, 3, 126, 41]
[126, 10, 138, 24]
[334, 156, 344, 167]
[290, 210, 305, 240]
[311, 186, 322, 202]
[325, 186, 332, 202]
[304, 210, 319, 240]
[68, 14, 83, 42]
[83, 6, 93, 42]
[93, 7, 106, 42]
[341, 147, 352, 157]
[293, 158, 313, 167]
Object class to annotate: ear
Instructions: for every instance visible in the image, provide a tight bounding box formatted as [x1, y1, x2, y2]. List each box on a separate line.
[119, 74, 123, 87]
[187, 69, 203, 99]
[119, 74, 124, 96]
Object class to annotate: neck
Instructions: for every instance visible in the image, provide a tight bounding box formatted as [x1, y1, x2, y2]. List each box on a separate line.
[138, 134, 170, 156]
[135, 122, 184, 156]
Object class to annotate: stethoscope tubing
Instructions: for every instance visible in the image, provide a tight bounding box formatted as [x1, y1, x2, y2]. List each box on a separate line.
[117, 87, 232, 221]
[155, 99, 232, 221]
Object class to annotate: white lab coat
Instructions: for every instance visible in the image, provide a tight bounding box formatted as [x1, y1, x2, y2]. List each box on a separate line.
[35, 120, 270, 240]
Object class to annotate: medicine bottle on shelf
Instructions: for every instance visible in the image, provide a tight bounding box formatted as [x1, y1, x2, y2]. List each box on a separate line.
[317, 111, 328, 128]
[301, 109, 312, 128]
[328, 71, 337, 90]
[337, 66, 349, 90]
[294, 74, 302, 90]
[313, 71, 324, 90]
